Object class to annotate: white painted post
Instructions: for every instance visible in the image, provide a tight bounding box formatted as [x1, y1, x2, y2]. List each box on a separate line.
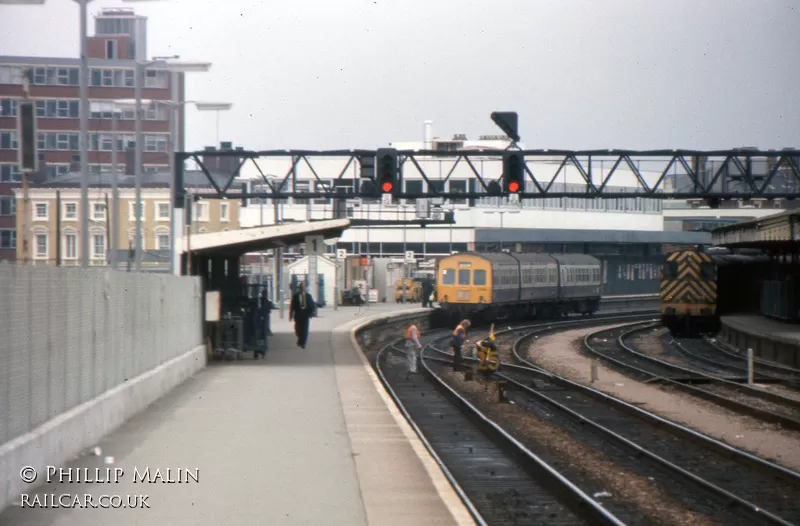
[747, 348, 754, 385]
[590, 361, 598, 384]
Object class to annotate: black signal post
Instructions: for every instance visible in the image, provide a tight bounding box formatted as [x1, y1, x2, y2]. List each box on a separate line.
[502, 151, 524, 194]
[376, 148, 399, 197]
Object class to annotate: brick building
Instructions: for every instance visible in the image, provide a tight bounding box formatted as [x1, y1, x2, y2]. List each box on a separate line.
[0, 7, 185, 261]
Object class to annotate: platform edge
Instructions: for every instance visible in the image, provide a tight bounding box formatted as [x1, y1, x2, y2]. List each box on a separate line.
[339, 310, 477, 526]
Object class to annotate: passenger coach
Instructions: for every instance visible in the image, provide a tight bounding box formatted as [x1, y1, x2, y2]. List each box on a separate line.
[436, 252, 602, 322]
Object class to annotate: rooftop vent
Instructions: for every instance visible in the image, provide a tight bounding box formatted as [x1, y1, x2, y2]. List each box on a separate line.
[98, 8, 136, 16]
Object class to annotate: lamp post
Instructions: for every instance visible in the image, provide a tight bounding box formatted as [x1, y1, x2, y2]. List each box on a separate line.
[123, 59, 212, 271]
[323, 237, 339, 310]
[90, 101, 123, 269]
[118, 97, 228, 274]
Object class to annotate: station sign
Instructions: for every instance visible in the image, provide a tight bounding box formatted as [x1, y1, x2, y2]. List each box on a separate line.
[336, 248, 347, 260]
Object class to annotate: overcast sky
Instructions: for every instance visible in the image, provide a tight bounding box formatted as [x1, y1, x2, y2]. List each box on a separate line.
[1, 0, 798, 152]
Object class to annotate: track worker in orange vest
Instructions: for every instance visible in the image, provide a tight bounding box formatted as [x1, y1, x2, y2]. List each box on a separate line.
[451, 319, 471, 372]
[405, 324, 422, 373]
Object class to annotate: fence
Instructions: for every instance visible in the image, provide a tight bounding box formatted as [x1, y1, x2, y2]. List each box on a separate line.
[0, 262, 203, 447]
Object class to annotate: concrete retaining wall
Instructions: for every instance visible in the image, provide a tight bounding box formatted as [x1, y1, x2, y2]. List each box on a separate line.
[0, 344, 206, 512]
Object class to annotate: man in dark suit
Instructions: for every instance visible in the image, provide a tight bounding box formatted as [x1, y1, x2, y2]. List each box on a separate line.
[289, 282, 316, 349]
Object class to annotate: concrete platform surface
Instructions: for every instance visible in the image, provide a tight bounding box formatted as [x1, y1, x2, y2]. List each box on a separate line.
[721, 314, 800, 346]
[0, 303, 472, 525]
[720, 314, 800, 368]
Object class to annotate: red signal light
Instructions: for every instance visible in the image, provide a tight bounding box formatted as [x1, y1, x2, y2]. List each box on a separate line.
[508, 181, 520, 193]
[381, 180, 393, 193]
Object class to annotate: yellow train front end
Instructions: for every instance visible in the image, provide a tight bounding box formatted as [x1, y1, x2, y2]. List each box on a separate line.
[660, 250, 718, 337]
[436, 254, 493, 321]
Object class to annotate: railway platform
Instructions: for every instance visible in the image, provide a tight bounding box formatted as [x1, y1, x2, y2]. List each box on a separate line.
[719, 314, 800, 368]
[0, 304, 472, 526]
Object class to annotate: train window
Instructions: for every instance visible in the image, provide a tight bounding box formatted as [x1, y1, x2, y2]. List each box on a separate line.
[442, 269, 455, 285]
[662, 261, 678, 279]
[458, 269, 471, 285]
[474, 270, 486, 286]
[701, 262, 715, 280]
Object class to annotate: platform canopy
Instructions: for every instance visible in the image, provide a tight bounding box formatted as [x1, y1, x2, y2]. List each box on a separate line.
[178, 219, 351, 257]
[712, 210, 800, 249]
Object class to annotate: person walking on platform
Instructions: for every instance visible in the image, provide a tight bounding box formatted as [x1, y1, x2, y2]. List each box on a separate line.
[451, 319, 471, 372]
[405, 323, 422, 373]
[289, 282, 316, 349]
[421, 279, 433, 308]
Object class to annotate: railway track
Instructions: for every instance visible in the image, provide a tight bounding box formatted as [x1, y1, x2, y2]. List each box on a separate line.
[375, 330, 628, 525]
[426, 318, 800, 525]
[584, 323, 800, 430]
[672, 337, 800, 387]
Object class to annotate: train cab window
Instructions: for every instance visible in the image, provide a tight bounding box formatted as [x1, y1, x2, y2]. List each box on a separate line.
[474, 269, 487, 286]
[458, 269, 471, 285]
[701, 262, 715, 280]
[662, 261, 678, 279]
[442, 269, 455, 285]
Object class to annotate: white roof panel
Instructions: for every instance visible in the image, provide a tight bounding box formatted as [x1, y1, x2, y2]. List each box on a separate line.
[180, 219, 351, 256]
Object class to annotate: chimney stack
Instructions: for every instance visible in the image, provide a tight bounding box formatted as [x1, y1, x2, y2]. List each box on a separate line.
[424, 120, 433, 150]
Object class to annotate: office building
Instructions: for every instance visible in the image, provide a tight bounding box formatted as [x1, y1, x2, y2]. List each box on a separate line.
[0, 7, 185, 262]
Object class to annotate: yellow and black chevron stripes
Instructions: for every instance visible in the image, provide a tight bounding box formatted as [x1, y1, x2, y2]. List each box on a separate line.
[661, 280, 717, 303]
[660, 250, 718, 304]
[666, 250, 712, 264]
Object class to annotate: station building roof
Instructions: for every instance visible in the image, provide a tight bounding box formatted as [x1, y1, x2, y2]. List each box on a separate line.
[180, 219, 350, 258]
[474, 228, 712, 245]
[711, 209, 800, 248]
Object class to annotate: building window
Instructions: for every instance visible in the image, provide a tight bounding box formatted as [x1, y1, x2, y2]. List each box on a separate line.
[34, 203, 48, 220]
[0, 99, 17, 117]
[0, 196, 15, 216]
[220, 202, 229, 222]
[64, 233, 77, 259]
[0, 229, 16, 249]
[129, 201, 144, 220]
[64, 202, 77, 220]
[46, 165, 69, 179]
[93, 202, 106, 220]
[106, 40, 117, 59]
[35, 234, 48, 259]
[0, 164, 22, 183]
[0, 66, 24, 85]
[92, 234, 105, 259]
[156, 202, 170, 220]
[193, 202, 209, 222]
[156, 233, 169, 250]
[0, 132, 18, 150]
[102, 69, 114, 87]
[144, 134, 168, 152]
